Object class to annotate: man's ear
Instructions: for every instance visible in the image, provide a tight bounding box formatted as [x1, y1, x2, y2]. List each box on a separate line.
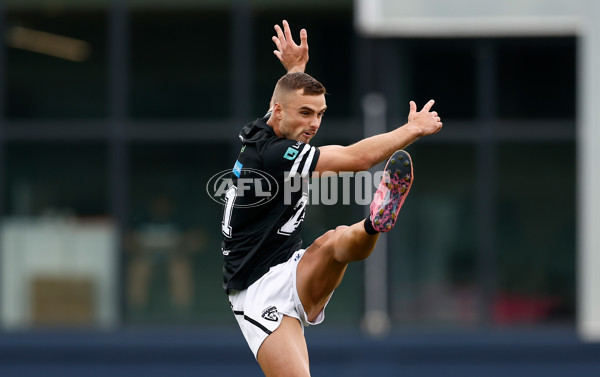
[273, 102, 283, 119]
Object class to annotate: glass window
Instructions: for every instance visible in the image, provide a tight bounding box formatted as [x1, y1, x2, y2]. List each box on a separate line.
[408, 39, 477, 120]
[3, 142, 108, 216]
[126, 142, 234, 325]
[5, 9, 108, 119]
[1, 142, 113, 330]
[497, 38, 576, 120]
[129, 10, 230, 119]
[494, 143, 575, 326]
[389, 144, 479, 328]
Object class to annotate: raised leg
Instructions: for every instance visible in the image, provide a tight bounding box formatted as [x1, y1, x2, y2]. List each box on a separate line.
[297, 150, 414, 322]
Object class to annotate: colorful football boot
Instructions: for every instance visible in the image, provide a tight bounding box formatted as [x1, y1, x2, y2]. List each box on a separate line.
[369, 150, 414, 232]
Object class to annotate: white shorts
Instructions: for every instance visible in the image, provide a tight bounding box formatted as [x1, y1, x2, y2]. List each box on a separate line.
[228, 249, 328, 358]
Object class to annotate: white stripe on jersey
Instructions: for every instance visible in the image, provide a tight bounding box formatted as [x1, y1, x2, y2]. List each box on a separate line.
[300, 146, 316, 178]
[286, 144, 312, 180]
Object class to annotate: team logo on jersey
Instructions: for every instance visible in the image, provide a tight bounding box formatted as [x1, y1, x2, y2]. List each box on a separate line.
[206, 168, 279, 208]
[261, 306, 279, 322]
[284, 147, 299, 161]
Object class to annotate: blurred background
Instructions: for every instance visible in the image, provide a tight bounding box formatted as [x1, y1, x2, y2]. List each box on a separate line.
[0, 0, 598, 376]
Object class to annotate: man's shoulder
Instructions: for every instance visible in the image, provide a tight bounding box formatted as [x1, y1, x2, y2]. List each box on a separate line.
[239, 115, 274, 144]
[261, 137, 307, 159]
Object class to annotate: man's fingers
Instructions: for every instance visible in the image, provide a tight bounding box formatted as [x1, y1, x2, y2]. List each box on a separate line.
[409, 101, 417, 114]
[421, 99, 435, 112]
[273, 50, 283, 60]
[299, 28, 308, 47]
[272, 36, 282, 51]
[274, 24, 285, 43]
[282, 20, 294, 43]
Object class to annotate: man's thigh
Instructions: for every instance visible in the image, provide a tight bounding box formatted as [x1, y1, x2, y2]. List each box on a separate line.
[257, 315, 310, 377]
[296, 226, 349, 323]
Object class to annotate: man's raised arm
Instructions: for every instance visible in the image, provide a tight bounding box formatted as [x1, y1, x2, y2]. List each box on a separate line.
[314, 100, 443, 174]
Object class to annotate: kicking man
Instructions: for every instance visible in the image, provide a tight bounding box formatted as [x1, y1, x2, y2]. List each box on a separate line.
[221, 20, 442, 376]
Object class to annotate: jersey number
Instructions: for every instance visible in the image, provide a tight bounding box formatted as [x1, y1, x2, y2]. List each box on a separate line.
[277, 193, 308, 236]
[221, 185, 237, 238]
[221, 188, 307, 238]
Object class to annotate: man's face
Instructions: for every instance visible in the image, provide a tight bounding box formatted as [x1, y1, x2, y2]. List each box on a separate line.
[277, 89, 327, 144]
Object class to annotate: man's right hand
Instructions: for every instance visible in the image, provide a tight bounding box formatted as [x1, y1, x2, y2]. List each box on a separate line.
[404, 100, 443, 137]
[272, 20, 309, 73]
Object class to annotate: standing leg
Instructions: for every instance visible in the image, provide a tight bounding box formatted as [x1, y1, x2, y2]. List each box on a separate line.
[257, 315, 311, 377]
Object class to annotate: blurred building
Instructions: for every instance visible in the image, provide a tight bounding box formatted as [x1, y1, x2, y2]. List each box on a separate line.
[0, 0, 593, 376]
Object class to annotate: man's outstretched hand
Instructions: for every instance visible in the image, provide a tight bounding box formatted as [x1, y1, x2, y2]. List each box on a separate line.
[405, 100, 443, 137]
[272, 20, 308, 73]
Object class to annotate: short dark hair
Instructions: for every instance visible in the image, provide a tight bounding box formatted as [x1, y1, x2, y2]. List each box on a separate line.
[275, 72, 326, 96]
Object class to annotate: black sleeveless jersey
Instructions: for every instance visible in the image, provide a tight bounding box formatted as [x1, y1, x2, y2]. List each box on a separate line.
[221, 115, 320, 293]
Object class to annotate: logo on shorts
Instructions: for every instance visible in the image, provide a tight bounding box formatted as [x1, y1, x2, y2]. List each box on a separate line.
[261, 306, 279, 322]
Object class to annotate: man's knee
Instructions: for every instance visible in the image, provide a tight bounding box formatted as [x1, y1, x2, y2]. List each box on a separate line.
[312, 226, 348, 249]
[334, 225, 349, 233]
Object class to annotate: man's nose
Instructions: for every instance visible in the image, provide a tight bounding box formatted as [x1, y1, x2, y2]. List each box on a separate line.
[311, 115, 321, 129]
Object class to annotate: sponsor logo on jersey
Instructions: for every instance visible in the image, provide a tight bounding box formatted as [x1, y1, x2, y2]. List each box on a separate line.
[233, 160, 243, 178]
[261, 306, 279, 322]
[284, 147, 299, 161]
